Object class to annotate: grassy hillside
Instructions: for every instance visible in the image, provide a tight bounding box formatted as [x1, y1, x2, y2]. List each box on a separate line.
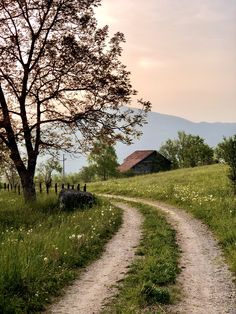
[90, 164, 236, 276]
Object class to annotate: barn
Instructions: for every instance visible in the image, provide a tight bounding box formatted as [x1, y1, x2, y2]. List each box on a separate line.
[118, 150, 171, 175]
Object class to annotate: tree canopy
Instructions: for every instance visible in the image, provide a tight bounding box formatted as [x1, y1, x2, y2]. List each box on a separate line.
[0, 0, 150, 200]
[215, 135, 236, 194]
[159, 131, 214, 169]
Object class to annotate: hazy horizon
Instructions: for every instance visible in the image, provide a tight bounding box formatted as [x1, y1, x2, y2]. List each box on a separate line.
[96, 0, 236, 123]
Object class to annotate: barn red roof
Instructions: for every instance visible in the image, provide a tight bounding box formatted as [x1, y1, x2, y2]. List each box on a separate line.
[118, 150, 156, 173]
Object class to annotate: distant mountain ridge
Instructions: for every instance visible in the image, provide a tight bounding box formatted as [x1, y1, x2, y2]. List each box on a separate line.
[66, 111, 236, 172]
[116, 111, 236, 163]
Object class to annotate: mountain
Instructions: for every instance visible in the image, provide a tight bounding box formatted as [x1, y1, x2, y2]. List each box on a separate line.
[65, 111, 236, 173]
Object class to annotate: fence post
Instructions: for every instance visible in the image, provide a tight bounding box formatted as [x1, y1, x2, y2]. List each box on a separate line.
[77, 184, 80, 191]
[4, 183, 6, 190]
[10, 184, 13, 190]
[14, 184, 17, 193]
[83, 184, 86, 192]
[7, 184, 9, 191]
[39, 182, 42, 193]
[18, 185, 21, 195]
[67, 183, 70, 190]
[46, 184, 50, 194]
[62, 183, 65, 190]
[55, 183, 58, 194]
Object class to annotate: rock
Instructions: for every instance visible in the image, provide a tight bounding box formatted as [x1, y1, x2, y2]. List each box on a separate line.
[59, 189, 95, 211]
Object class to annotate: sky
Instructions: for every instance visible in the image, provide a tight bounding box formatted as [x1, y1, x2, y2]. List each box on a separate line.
[96, 0, 236, 123]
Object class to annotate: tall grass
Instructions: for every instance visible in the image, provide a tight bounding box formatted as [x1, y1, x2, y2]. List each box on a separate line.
[0, 192, 122, 313]
[90, 164, 236, 277]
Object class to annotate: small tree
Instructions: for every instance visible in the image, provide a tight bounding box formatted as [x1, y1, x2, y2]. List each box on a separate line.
[88, 140, 118, 180]
[216, 135, 236, 194]
[79, 165, 96, 183]
[37, 158, 62, 189]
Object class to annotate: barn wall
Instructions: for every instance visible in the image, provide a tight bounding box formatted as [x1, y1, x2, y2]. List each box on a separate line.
[132, 152, 171, 174]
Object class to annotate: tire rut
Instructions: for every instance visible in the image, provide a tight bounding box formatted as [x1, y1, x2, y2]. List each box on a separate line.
[46, 202, 143, 314]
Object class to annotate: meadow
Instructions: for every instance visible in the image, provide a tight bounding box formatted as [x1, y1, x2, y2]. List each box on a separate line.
[90, 164, 236, 276]
[0, 192, 122, 313]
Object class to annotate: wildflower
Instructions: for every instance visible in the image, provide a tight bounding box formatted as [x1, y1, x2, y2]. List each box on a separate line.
[69, 234, 76, 239]
[43, 257, 48, 262]
[77, 234, 83, 240]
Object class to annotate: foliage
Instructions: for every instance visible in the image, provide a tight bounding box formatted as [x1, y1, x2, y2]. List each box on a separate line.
[215, 135, 236, 194]
[36, 158, 62, 188]
[0, 0, 150, 201]
[78, 165, 96, 183]
[90, 164, 236, 277]
[159, 131, 214, 169]
[88, 141, 119, 180]
[103, 202, 179, 313]
[159, 138, 179, 169]
[0, 193, 122, 313]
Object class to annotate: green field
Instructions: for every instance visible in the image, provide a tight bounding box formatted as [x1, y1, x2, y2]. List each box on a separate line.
[0, 193, 122, 313]
[0, 164, 235, 313]
[90, 164, 236, 276]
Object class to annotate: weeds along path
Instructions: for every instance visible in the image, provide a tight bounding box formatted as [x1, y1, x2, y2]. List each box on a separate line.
[46, 203, 143, 314]
[102, 194, 236, 314]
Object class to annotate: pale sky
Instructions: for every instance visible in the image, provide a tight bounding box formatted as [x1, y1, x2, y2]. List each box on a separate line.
[96, 0, 236, 122]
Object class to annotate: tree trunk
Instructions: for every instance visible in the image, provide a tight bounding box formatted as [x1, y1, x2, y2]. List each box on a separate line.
[20, 172, 36, 202]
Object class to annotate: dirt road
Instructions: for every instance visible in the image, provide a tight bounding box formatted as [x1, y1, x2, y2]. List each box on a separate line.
[104, 195, 236, 314]
[46, 203, 143, 314]
[46, 194, 236, 314]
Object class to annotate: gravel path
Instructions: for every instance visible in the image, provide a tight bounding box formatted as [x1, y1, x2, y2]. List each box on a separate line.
[46, 203, 143, 314]
[103, 194, 236, 314]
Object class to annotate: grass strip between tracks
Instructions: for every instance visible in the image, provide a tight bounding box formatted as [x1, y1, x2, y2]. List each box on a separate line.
[103, 201, 180, 314]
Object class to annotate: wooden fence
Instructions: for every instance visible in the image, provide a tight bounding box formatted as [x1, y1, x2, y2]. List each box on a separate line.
[0, 182, 87, 195]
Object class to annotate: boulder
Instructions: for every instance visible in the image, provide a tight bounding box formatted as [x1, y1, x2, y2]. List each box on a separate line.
[59, 189, 95, 211]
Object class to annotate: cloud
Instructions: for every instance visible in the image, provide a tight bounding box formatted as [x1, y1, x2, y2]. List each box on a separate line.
[138, 58, 166, 69]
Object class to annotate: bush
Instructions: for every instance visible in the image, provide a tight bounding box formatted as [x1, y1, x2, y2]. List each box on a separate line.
[59, 190, 96, 211]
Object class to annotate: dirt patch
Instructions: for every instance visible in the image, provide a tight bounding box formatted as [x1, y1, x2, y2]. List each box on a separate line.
[103, 195, 236, 314]
[46, 203, 143, 314]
